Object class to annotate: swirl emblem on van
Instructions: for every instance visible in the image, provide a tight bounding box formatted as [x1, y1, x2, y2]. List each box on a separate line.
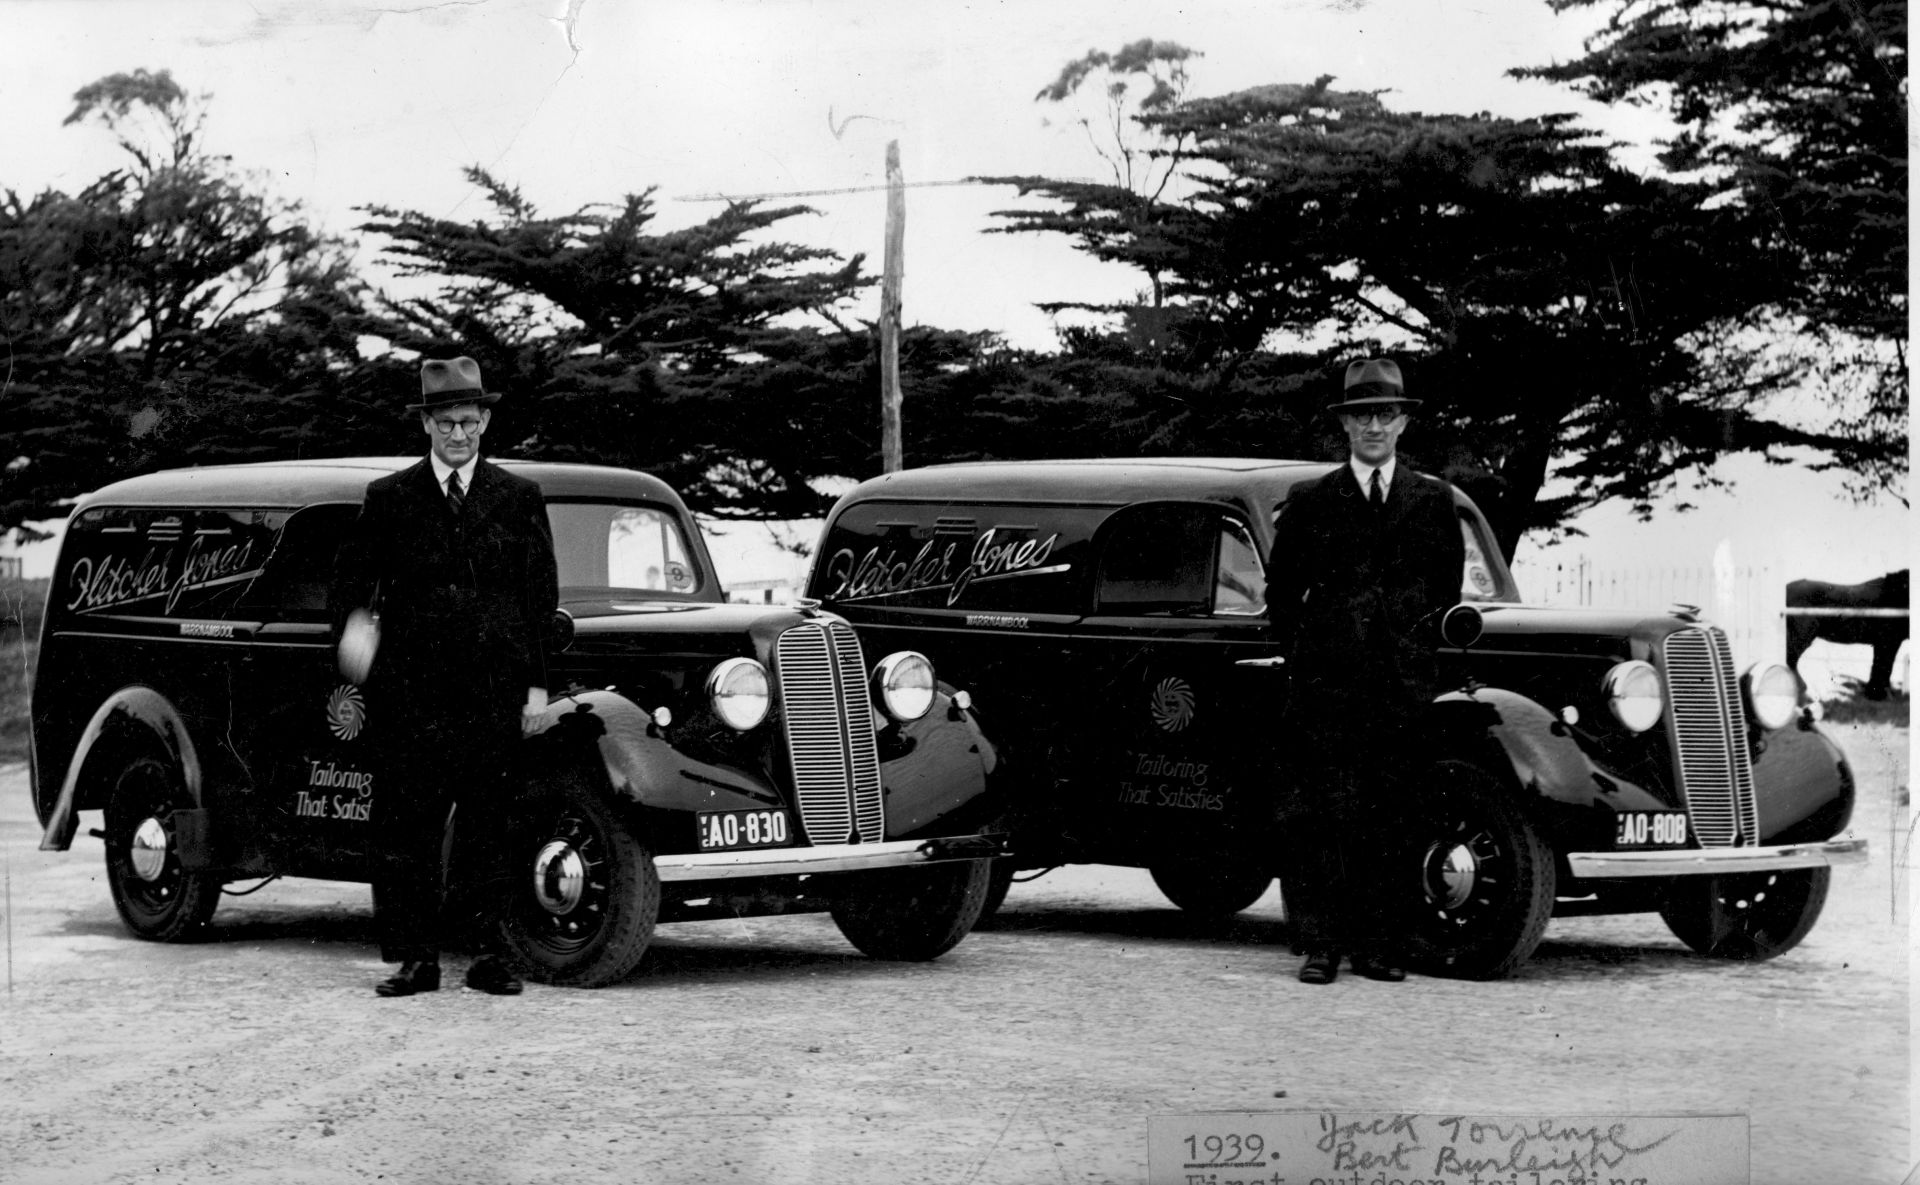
[1150, 677, 1195, 733]
[327, 685, 367, 741]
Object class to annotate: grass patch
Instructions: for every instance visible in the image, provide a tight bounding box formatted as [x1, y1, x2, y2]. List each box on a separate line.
[1, 579, 48, 763]
[1817, 678, 1910, 726]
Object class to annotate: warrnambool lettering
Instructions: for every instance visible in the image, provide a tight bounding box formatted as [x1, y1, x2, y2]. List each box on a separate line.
[65, 534, 267, 616]
[297, 760, 374, 821]
[965, 613, 1031, 629]
[179, 621, 236, 639]
[823, 528, 1065, 606]
[1144, 1111, 1748, 1185]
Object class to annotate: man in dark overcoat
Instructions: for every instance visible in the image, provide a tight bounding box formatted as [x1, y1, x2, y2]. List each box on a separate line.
[331, 356, 559, 997]
[1269, 358, 1464, 984]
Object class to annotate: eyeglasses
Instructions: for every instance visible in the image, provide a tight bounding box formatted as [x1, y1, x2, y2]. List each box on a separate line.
[431, 417, 485, 437]
[1343, 408, 1406, 426]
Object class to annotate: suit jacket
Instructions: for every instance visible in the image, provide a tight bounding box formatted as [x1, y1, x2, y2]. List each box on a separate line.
[331, 458, 559, 712]
[1268, 462, 1465, 721]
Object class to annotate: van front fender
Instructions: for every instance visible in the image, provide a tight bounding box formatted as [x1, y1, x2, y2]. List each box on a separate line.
[530, 690, 779, 817]
[39, 686, 203, 852]
[1429, 688, 1667, 813]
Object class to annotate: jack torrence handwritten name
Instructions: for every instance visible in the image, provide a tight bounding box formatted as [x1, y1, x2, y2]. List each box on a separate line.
[1147, 1110, 1742, 1185]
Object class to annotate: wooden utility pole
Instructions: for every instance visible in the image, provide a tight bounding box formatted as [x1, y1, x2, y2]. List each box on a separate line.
[880, 140, 905, 473]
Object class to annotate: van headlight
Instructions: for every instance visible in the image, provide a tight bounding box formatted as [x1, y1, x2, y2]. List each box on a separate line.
[707, 657, 770, 730]
[1743, 662, 1800, 731]
[873, 651, 935, 722]
[1603, 660, 1663, 732]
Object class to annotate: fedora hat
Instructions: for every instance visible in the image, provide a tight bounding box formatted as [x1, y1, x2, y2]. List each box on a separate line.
[1328, 358, 1421, 412]
[409, 356, 502, 411]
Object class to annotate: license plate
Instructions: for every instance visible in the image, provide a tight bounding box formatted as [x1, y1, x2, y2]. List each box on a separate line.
[1615, 810, 1689, 849]
[696, 809, 792, 851]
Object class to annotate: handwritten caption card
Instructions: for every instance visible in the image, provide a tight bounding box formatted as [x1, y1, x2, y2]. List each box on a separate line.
[1147, 1111, 1748, 1185]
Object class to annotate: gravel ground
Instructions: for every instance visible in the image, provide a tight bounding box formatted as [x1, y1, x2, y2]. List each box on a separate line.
[0, 723, 1908, 1185]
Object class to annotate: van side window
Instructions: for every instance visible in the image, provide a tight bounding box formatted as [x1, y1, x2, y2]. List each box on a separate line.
[547, 501, 704, 597]
[1214, 518, 1266, 616]
[1459, 512, 1502, 601]
[242, 504, 358, 619]
[1095, 504, 1217, 616]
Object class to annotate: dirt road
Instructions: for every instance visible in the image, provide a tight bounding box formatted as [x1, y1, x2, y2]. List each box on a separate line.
[0, 724, 1908, 1185]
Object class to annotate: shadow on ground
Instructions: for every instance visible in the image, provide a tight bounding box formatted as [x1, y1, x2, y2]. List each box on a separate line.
[986, 899, 1728, 981]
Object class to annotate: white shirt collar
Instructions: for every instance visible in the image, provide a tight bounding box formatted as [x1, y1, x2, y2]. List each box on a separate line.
[428, 453, 479, 491]
[1349, 455, 1397, 494]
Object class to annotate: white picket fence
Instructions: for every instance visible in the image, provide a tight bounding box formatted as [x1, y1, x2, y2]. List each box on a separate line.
[1507, 555, 1910, 696]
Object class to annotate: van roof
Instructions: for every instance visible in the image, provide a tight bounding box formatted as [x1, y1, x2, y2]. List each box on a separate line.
[69, 458, 688, 512]
[838, 457, 1338, 506]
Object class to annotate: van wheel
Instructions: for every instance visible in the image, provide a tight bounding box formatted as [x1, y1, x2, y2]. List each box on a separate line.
[104, 757, 220, 941]
[1150, 862, 1274, 918]
[974, 859, 1017, 927]
[1403, 760, 1555, 980]
[501, 773, 658, 988]
[1659, 868, 1830, 960]
[830, 859, 992, 961]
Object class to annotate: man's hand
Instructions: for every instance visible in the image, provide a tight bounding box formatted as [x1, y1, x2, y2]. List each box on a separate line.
[522, 687, 549, 736]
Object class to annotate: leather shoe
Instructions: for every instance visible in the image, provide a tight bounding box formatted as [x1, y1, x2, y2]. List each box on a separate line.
[464, 955, 524, 996]
[375, 960, 441, 997]
[1350, 955, 1407, 982]
[1297, 951, 1340, 985]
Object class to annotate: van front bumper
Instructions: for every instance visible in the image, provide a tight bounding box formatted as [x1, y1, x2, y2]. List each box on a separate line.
[654, 833, 1006, 883]
[1566, 836, 1867, 879]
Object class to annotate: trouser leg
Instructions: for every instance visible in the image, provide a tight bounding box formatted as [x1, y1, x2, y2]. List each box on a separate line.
[374, 790, 453, 964]
[1341, 743, 1417, 962]
[445, 696, 524, 956]
[1281, 814, 1350, 953]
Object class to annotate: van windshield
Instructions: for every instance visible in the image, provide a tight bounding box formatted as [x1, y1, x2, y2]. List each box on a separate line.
[547, 501, 704, 599]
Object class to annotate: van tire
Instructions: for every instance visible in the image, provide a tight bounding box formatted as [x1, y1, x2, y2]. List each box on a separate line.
[1150, 862, 1275, 918]
[1403, 759, 1555, 980]
[1659, 867, 1830, 960]
[501, 771, 658, 988]
[104, 756, 221, 941]
[830, 859, 992, 960]
[973, 858, 1017, 927]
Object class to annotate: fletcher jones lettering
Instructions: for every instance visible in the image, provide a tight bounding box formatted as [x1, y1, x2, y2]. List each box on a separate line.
[66, 535, 263, 615]
[824, 528, 1063, 607]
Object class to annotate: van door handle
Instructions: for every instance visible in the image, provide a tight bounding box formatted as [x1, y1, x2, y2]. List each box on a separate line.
[1234, 657, 1286, 668]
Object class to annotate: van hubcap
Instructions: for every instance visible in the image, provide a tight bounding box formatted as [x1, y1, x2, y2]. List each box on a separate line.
[129, 817, 170, 882]
[1424, 840, 1479, 910]
[532, 841, 586, 915]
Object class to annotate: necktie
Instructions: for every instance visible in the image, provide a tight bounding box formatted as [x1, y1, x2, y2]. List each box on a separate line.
[446, 470, 465, 515]
[1369, 468, 1384, 508]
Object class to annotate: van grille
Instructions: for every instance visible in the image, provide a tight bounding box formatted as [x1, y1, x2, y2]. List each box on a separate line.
[1660, 626, 1760, 847]
[774, 620, 885, 845]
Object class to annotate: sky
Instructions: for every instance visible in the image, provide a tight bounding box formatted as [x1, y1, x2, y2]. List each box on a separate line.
[0, 0, 1910, 633]
[2, 0, 1648, 349]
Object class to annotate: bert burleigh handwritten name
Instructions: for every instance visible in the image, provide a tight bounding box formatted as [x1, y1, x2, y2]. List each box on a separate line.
[1314, 1112, 1681, 1184]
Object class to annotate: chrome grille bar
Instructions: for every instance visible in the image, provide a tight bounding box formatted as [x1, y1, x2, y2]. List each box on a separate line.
[775, 620, 886, 845]
[829, 621, 887, 843]
[1661, 626, 1760, 847]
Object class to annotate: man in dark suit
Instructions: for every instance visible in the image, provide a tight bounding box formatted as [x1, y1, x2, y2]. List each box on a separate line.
[332, 356, 559, 997]
[1269, 358, 1464, 984]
